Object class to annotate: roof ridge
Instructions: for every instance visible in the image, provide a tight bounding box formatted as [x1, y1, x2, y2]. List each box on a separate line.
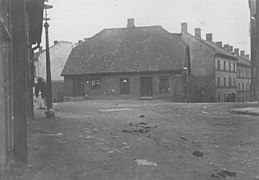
[103, 25, 163, 31]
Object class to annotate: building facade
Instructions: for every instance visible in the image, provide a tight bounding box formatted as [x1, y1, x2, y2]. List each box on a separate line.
[62, 19, 191, 101]
[249, 0, 256, 101]
[0, 0, 44, 172]
[215, 55, 237, 102]
[34, 41, 73, 101]
[236, 50, 251, 102]
[175, 23, 238, 102]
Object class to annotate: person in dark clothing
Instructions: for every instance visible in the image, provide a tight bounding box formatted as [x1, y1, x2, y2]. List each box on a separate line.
[35, 77, 47, 108]
[226, 94, 231, 102]
[231, 93, 236, 102]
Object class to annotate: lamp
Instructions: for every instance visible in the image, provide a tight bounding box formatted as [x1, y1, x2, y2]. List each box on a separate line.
[43, 2, 55, 118]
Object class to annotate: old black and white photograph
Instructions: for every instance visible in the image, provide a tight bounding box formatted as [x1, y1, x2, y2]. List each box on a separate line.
[0, 0, 258, 179]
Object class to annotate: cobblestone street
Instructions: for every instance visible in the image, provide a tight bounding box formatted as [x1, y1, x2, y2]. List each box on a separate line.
[5, 100, 259, 180]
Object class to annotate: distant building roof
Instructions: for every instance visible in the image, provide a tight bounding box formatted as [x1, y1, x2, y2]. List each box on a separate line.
[61, 26, 188, 76]
[34, 41, 72, 60]
[199, 39, 237, 60]
[173, 32, 237, 60]
[237, 56, 251, 67]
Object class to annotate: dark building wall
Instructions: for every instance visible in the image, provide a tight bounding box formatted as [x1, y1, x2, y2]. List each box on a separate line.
[250, 0, 257, 101]
[190, 76, 215, 102]
[64, 72, 186, 101]
[181, 34, 215, 77]
[64, 76, 73, 96]
[180, 34, 215, 102]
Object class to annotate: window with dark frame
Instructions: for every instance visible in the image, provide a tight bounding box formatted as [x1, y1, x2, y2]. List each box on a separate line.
[229, 62, 231, 71]
[224, 61, 226, 71]
[224, 77, 226, 87]
[91, 78, 101, 90]
[159, 76, 169, 94]
[229, 77, 232, 87]
[120, 78, 130, 94]
[217, 60, 220, 70]
[217, 77, 220, 87]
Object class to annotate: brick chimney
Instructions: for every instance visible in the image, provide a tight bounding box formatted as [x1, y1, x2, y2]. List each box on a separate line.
[206, 33, 212, 41]
[245, 54, 250, 59]
[224, 44, 229, 50]
[181, 22, 188, 33]
[234, 48, 239, 56]
[127, 18, 135, 28]
[229, 46, 233, 52]
[194, 28, 201, 38]
[54, 40, 59, 45]
[240, 50, 245, 57]
[216, 41, 222, 47]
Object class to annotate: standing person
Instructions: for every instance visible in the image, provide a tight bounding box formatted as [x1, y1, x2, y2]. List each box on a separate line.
[35, 77, 47, 109]
[231, 93, 236, 102]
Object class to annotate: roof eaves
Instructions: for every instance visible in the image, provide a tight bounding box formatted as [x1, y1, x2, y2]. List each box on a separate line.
[215, 52, 238, 60]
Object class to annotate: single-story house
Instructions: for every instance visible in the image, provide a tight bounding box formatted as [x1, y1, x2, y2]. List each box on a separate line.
[61, 19, 191, 101]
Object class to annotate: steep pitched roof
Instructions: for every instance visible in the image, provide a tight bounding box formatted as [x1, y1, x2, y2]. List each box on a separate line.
[174, 32, 237, 60]
[61, 26, 188, 75]
[199, 39, 237, 60]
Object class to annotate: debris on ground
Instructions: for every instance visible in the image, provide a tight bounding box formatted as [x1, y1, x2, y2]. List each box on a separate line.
[122, 122, 153, 134]
[121, 142, 131, 150]
[180, 136, 190, 141]
[134, 159, 158, 167]
[210, 169, 237, 179]
[180, 136, 200, 144]
[140, 115, 145, 118]
[201, 111, 210, 114]
[192, 150, 203, 157]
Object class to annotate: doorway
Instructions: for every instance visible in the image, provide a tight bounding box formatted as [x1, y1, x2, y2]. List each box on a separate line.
[141, 77, 153, 96]
[73, 76, 84, 96]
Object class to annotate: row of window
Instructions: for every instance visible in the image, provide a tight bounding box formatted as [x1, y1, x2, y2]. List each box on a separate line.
[217, 77, 236, 87]
[216, 60, 236, 72]
[217, 94, 250, 102]
[89, 76, 170, 94]
[237, 68, 251, 78]
[238, 82, 250, 91]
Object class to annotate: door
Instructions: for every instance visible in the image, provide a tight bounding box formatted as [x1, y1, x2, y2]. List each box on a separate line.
[120, 78, 130, 95]
[73, 76, 84, 96]
[141, 77, 153, 96]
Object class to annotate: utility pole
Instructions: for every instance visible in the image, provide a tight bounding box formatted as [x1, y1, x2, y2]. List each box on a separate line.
[43, 3, 55, 118]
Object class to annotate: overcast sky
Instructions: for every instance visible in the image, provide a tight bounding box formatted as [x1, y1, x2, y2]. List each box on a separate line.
[45, 0, 251, 54]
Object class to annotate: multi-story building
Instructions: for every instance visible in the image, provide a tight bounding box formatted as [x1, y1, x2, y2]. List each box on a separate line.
[0, 0, 44, 171]
[235, 49, 251, 102]
[175, 23, 238, 102]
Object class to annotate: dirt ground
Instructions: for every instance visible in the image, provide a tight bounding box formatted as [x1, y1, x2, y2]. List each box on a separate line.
[3, 100, 259, 180]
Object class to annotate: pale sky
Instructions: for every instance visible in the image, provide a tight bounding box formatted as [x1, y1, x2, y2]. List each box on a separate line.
[45, 0, 251, 54]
